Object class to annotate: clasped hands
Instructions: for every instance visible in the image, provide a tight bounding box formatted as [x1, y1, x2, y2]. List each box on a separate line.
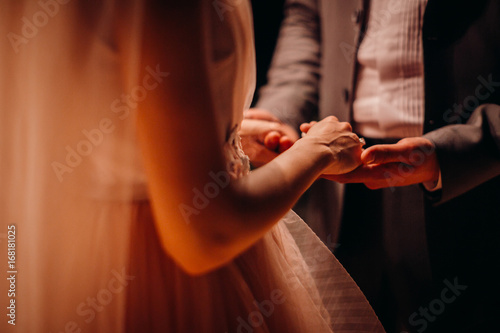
[240, 109, 440, 190]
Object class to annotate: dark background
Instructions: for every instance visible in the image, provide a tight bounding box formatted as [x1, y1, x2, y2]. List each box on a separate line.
[251, 0, 286, 103]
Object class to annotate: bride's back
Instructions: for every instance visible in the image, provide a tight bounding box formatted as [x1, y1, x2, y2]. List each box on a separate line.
[0, 1, 257, 331]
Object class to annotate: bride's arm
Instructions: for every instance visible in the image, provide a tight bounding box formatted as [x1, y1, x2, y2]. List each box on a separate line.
[136, 1, 357, 275]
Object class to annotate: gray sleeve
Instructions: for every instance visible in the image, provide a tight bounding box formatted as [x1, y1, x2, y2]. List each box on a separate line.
[424, 104, 500, 204]
[255, 0, 321, 131]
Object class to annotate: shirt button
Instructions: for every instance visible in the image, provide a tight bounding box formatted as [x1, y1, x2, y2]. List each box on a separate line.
[343, 88, 350, 103]
[351, 9, 363, 24]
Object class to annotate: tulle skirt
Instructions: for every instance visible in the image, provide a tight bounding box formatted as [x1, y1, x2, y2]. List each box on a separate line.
[125, 202, 385, 333]
[2, 187, 383, 333]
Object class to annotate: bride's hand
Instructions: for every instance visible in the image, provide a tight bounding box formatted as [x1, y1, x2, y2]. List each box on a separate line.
[300, 117, 364, 175]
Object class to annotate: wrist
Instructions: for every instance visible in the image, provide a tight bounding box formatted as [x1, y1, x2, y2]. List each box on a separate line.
[292, 138, 333, 172]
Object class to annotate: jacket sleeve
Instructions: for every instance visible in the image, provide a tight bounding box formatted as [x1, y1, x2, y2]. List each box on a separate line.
[424, 104, 500, 204]
[255, 0, 321, 131]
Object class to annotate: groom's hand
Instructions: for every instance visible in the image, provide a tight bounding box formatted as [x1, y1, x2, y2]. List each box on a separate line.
[240, 109, 299, 167]
[244, 109, 299, 152]
[323, 137, 440, 189]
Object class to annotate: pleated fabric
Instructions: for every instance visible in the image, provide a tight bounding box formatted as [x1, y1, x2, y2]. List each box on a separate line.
[124, 126, 385, 332]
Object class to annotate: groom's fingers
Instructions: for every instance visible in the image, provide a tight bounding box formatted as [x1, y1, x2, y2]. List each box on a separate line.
[240, 119, 280, 138]
[244, 108, 281, 122]
[263, 131, 281, 150]
[265, 134, 294, 153]
[361, 143, 409, 165]
[241, 138, 279, 167]
[278, 136, 294, 153]
[362, 137, 437, 167]
[240, 118, 300, 155]
[322, 162, 414, 188]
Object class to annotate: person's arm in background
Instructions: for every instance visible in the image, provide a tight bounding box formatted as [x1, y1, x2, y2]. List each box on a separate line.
[254, 0, 321, 128]
[241, 0, 321, 164]
[324, 105, 500, 204]
[424, 104, 500, 203]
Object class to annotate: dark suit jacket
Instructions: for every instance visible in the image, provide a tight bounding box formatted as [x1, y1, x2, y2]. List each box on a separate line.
[256, 0, 500, 330]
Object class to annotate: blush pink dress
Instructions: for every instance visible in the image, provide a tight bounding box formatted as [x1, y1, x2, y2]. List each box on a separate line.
[0, 1, 384, 332]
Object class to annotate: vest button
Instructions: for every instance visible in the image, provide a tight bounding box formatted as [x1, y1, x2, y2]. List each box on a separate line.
[343, 88, 350, 103]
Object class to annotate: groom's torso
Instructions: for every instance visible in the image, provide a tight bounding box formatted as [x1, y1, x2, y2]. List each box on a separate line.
[316, 1, 500, 329]
[317, 0, 500, 129]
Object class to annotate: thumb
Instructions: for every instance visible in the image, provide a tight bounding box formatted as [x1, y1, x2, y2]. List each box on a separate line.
[361, 144, 408, 165]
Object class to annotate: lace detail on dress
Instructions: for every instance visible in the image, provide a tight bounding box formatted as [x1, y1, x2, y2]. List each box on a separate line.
[224, 125, 250, 179]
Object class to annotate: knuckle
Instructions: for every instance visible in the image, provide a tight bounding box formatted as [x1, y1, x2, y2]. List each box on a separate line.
[339, 122, 352, 131]
[398, 138, 411, 145]
[325, 116, 338, 122]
